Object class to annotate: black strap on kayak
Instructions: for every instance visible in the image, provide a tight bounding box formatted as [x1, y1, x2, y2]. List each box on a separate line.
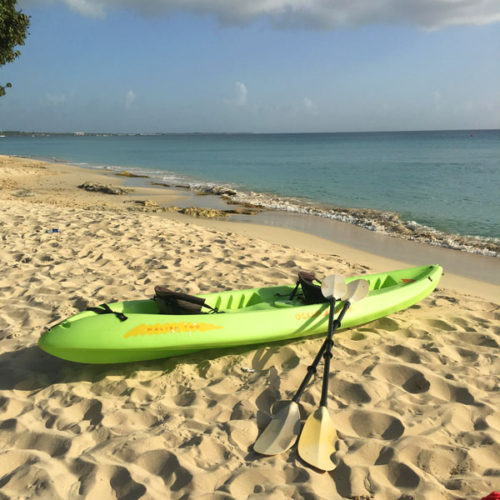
[290, 271, 326, 304]
[154, 286, 221, 315]
[87, 304, 128, 322]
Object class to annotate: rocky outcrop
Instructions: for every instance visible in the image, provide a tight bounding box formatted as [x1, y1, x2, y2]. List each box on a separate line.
[78, 182, 133, 195]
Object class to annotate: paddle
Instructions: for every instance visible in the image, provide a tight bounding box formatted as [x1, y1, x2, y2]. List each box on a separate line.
[297, 278, 370, 471]
[253, 275, 347, 456]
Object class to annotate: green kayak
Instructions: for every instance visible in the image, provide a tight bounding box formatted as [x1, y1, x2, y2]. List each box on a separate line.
[38, 264, 442, 364]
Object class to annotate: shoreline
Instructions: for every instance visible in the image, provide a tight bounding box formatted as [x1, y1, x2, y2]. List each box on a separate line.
[6, 150, 500, 258]
[1, 154, 498, 301]
[0, 154, 499, 499]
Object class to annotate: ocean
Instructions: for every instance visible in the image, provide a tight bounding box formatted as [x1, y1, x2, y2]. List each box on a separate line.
[1, 130, 499, 256]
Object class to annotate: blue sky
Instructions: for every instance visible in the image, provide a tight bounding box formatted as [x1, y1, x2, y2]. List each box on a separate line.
[1, 0, 499, 133]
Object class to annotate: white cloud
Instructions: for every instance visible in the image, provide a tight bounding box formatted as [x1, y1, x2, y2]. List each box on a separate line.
[303, 97, 317, 115]
[64, 0, 105, 18]
[125, 90, 136, 108]
[21, 0, 500, 29]
[225, 82, 247, 107]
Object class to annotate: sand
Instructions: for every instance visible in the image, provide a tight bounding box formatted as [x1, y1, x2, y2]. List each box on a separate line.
[0, 155, 499, 499]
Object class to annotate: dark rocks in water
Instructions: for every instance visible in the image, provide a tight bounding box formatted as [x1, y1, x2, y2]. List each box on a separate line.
[151, 182, 171, 188]
[196, 186, 237, 197]
[78, 182, 133, 195]
[222, 196, 261, 209]
[224, 207, 263, 216]
[178, 207, 229, 218]
[115, 170, 149, 178]
[165, 205, 262, 218]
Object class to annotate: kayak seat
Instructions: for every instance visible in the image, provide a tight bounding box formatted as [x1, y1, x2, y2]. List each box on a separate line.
[154, 286, 220, 315]
[289, 271, 328, 305]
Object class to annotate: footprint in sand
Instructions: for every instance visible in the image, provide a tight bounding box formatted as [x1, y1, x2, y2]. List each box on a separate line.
[136, 450, 193, 490]
[424, 318, 456, 332]
[0, 454, 60, 498]
[372, 363, 430, 394]
[0, 418, 72, 458]
[384, 344, 421, 364]
[77, 462, 147, 499]
[370, 317, 400, 332]
[331, 377, 372, 404]
[335, 409, 405, 440]
[385, 461, 421, 489]
[251, 346, 299, 371]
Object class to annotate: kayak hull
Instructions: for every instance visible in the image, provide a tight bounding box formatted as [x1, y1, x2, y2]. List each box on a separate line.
[38, 265, 442, 364]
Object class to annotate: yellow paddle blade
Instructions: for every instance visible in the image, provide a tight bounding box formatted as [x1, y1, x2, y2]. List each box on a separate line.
[297, 406, 338, 471]
[253, 401, 301, 455]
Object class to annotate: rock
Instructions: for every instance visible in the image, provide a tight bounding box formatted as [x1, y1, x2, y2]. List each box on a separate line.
[133, 200, 160, 208]
[13, 189, 35, 197]
[115, 170, 149, 178]
[151, 182, 171, 188]
[224, 208, 262, 216]
[179, 207, 228, 218]
[77, 182, 133, 195]
[178, 207, 229, 218]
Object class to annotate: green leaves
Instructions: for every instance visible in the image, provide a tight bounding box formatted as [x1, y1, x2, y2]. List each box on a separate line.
[0, 0, 30, 95]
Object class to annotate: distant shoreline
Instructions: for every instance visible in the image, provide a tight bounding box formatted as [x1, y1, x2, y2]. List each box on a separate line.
[1, 128, 499, 137]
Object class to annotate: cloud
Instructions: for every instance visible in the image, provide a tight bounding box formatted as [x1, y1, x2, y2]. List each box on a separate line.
[125, 90, 136, 108]
[225, 82, 247, 107]
[303, 97, 317, 115]
[63, 0, 106, 18]
[21, 0, 500, 29]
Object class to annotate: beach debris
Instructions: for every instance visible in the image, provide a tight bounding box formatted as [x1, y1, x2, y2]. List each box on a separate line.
[242, 366, 255, 373]
[78, 182, 133, 195]
[45, 228, 60, 233]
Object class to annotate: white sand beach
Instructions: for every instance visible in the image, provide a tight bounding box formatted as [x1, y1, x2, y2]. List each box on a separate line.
[0, 155, 498, 499]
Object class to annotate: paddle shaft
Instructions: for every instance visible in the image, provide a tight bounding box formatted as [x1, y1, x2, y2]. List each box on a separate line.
[292, 299, 337, 404]
[320, 300, 351, 407]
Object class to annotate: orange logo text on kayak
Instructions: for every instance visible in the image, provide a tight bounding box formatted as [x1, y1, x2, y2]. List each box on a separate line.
[294, 310, 329, 321]
[124, 322, 223, 338]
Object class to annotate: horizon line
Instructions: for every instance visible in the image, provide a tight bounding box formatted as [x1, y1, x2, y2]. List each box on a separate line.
[1, 128, 499, 136]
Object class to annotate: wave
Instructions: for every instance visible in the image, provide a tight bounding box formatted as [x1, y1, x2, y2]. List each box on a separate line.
[75, 161, 500, 258]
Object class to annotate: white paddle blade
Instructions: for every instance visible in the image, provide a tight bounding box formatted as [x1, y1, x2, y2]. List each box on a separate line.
[321, 275, 346, 300]
[342, 279, 370, 303]
[297, 406, 337, 471]
[253, 402, 301, 455]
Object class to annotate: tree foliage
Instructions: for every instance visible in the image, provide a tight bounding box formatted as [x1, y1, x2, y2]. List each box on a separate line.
[0, 0, 30, 96]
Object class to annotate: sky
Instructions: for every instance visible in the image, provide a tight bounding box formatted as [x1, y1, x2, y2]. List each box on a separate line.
[0, 0, 499, 133]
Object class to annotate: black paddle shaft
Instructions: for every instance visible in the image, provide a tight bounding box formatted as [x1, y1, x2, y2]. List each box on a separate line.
[319, 299, 351, 408]
[292, 299, 338, 404]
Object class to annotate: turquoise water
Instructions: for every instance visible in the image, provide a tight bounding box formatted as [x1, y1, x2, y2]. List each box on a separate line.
[1, 131, 499, 241]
